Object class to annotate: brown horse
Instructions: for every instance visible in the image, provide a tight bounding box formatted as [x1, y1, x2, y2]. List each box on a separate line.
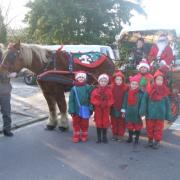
[1, 42, 115, 131]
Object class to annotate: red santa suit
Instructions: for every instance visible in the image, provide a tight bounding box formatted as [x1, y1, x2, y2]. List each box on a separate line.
[148, 34, 174, 66]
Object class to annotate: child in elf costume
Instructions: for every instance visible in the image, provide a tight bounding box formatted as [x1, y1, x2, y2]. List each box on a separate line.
[121, 75, 143, 145]
[91, 74, 114, 143]
[68, 71, 93, 143]
[140, 70, 172, 149]
[136, 59, 153, 92]
[110, 71, 128, 141]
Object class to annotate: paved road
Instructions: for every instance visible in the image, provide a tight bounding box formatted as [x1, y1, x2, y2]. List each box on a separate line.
[0, 120, 180, 180]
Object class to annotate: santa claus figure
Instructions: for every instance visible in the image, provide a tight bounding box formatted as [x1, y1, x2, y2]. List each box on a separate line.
[148, 34, 174, 69]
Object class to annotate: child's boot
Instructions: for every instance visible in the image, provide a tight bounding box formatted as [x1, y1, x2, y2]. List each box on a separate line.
[96, 128, 101, 143]
[102, 128, 108, 143]
[81, 131, 88, 142]
[126, 130, 133, 143]
[72, 131, 80, 143]
[134, 130, 140, 144]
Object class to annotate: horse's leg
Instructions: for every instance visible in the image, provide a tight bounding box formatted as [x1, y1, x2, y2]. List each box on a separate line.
[43, 93, 58, 130]
[56, 91, 69, 132]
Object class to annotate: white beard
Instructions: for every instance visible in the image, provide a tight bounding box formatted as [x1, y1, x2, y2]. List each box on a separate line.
[156, 41, 168, 58]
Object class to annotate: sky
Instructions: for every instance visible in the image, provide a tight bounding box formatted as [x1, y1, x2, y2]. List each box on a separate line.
[123, 0, 180, 35]
[0, 0, 29, 29]
[1, 0, 180, 35]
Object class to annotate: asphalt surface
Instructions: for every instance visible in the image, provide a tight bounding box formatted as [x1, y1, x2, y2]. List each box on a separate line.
[0, 120, 180, 180]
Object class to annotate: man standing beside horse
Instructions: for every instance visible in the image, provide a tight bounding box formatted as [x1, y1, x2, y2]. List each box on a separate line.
[0, 45, 16, 137]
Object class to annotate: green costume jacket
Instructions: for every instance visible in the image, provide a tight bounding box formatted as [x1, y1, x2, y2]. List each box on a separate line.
[139, 92, 172, 121]
[68, 84, 94, 115]
[122, 90, 143, 123]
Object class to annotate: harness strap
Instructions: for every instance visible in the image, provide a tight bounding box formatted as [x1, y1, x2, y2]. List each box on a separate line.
[67, 52, 74, 72]
[53, 53, 57, 70]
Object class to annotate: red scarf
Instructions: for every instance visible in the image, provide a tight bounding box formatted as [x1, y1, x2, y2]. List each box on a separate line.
[128, 88, 139, 106]
[112, 84, 128, 109]
[148, 83, 170, 101]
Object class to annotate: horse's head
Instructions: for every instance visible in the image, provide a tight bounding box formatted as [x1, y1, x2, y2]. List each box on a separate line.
[1, 41, 24, 73]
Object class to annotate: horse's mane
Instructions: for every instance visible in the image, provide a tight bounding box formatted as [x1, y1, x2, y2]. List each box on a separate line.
[20, 44, 49, 67]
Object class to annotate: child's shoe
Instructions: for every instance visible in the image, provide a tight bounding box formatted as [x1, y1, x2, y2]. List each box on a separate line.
[147, 139, 153, 147]
[117, 136, 123, 142]
[152, 141, 160, 149]
[111, 135, 117, 141]
[81, 132, 88, 142]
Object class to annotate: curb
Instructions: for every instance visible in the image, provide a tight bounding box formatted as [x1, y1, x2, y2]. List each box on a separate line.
[0, 116, 48, 134]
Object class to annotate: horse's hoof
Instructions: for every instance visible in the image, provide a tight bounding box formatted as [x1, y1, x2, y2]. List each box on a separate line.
[45, 125, 56, 131]
[59, 127, 68, 132]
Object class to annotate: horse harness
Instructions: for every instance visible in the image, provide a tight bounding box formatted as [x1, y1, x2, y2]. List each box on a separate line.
[43, 51, 74, 73]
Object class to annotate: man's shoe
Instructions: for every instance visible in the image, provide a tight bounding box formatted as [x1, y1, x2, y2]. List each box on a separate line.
[3, 130, 14, 137]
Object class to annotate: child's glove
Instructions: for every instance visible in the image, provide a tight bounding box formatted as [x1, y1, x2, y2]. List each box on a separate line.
[141, 116, 146, 121]
[121, 113, 125, 118]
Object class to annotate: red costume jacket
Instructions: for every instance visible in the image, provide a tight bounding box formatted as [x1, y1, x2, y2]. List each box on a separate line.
[91, 86, 114, 128]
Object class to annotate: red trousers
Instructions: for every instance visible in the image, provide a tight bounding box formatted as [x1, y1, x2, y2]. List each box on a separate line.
[127, 122, 142, 131]
[146, 120, 164, 141]
[72, 115, 89, 133]
[111, 117, 126, 137]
